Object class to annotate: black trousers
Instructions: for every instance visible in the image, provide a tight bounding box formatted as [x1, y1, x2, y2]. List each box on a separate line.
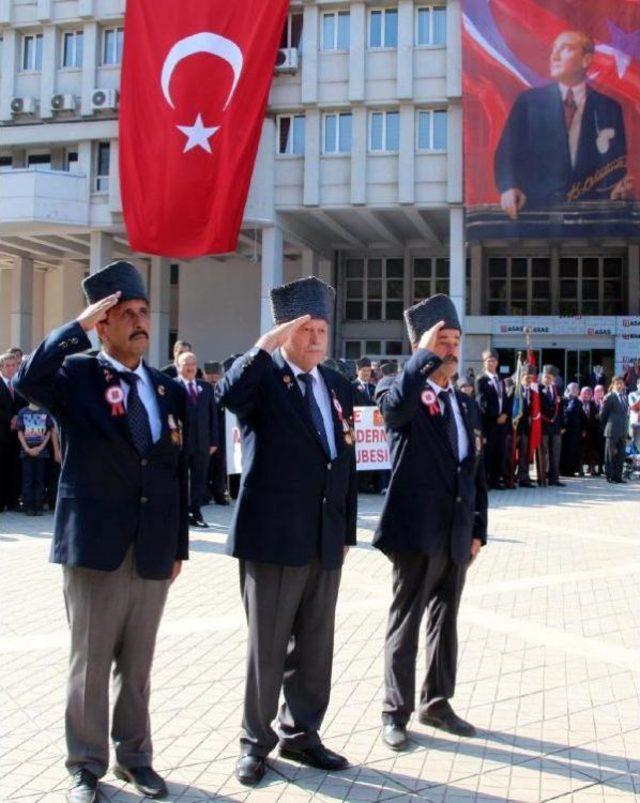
[483, 421, 507, 485]
[382, 548, 467, 727]
[21, 456, 45, 511]
[207, 448, 227, 501]
[0, 438, 21, 510]
[187, 451, 209, 514]
[517, 430, 531, 483]
[239, 558, 341, 756]
[605, 436, 626, 481]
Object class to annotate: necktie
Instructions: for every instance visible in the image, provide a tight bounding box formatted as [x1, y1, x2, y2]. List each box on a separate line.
[188, 381, 198, 406]
[298, 373, 331, 457]
[7, 379, 14, 400]
[564, 88, 577, 131]
[120, 373, 152, 454]
[438, 389, 459, 462]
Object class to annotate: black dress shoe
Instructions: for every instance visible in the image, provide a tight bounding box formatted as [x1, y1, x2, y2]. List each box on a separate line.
[279, 743, 349, 770]
[418, 704, 477, 737]
[381, 723, 409, 751]
[67, 769, 98, 803]
[235, 755, 266, 786]
[113, 765, 167, 798]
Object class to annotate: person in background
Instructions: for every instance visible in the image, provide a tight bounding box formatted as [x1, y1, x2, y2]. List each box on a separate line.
[203, 361, 229, 506]
[592, 385, 606, 475]
[162, 340, 203, 379]
[579, 386, 600, 476]
[476, 350, 509, 490]
[588, 364, 607, 390]
[16, 400, 53, 516]
[539, 365, 564, 487]
[600, 377, 630, 483]
[623, 359, 640, 393]
[0, 350, 26, 512]
[457, 377, 475, 397]
[515, 366, 536, 488]
[561, 383, 583, 477]
[628, 378, 640, 451]
[175, 352, 218, 527]
[352, 358, 376, 406]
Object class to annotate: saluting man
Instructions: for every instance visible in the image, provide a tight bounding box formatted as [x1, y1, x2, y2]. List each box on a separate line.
[373, 294, 488, 751]
[217, 276, 358, 786]
[15, 261, 189, 803]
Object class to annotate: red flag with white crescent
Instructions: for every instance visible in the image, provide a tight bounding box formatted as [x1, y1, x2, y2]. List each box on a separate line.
[119, 0, 289, 257]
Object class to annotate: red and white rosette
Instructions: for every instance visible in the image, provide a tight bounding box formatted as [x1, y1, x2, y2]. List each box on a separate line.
[105, 385, 125, 417]
[421, 388, 440, 416]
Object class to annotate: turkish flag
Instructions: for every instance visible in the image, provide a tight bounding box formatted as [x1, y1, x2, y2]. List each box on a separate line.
[119, 0, 289, 257]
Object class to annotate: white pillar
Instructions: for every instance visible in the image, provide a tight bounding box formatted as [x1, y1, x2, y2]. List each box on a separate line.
[0, 28, 17, 121]
[260, 227, 283, 334]
[449, 206, 466, 362]
[348, 2, 366, 102]
[39, 24, 57, 119]
[301, 4, 318, 104]
[303, 109, 320, 207]
[302, 248, 319, 277]
[89, 231, 113, 273]
[397, 0, 414, 100]
[11, 256, 34, 351]
[80, 21, 98, 116]
[148, 257, 170, 368]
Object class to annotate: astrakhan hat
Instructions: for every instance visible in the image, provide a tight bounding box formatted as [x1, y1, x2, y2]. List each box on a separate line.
[356, 357, 371, 369]
[404, 294, 461, 344]
[82, 260, 148, 304]
[204, 361, 223, 374]
[270, 276, 335, 325]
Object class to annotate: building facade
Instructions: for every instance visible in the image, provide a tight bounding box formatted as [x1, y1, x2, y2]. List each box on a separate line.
[1, 0, 638, 382]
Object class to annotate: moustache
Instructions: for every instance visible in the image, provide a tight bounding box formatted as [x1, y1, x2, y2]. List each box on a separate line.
[129, 331, 149, 341]
[442, 355, 459, 364]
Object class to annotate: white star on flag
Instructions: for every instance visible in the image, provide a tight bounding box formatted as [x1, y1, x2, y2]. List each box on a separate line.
[177, 114, 220, 153]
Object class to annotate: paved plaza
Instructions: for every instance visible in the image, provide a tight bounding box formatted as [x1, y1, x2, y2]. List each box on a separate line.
[1, 479, 639, 802]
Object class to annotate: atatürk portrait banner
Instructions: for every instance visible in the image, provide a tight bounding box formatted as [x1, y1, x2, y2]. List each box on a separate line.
[462, 0, 639, 240]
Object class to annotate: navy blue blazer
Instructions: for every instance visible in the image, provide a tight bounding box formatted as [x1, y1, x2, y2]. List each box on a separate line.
[0, 379, 26, 443]
[495, 84, 627, 207]
[352, 379, 376, 407]
[178, 378, 219, 456]
[216, 348, 358, 570]
[373, 349, 488, 565]
[475, 374, 509, 430]
[14, 321, 189, 580]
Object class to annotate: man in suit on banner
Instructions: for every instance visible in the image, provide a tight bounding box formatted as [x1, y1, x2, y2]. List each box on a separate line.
[495, 30, 630, 219]
[175, 352, 218, 527]
[373, 294, 488, 751]
[475, 350, 509, 490]
[15, 261, 188, 803]
[217, 277, 358, 786]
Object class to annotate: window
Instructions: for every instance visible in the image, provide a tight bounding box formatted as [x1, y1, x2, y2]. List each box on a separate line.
[323, 113, 352, 154]
[27, 153, 51, 166]
[280, 12, 303, 50]
[369, 8, 398, 48]
[65, 150, 78, 171]
[369, 111, 399, 152]
[277, 115, 305, 155]
[102, 27, 123, 65]
[62, 30, 83, 68]
[21, 33, 43, 71]
[344, 258, 404, 321]
[344, 340, 405, 359]
[416, 5, 446, 45]
[413, 258, 449, 301]
[170, 263, 180, 286]
[95, 141, 110, 192]
[559, 256, 623, 315]
[488, 256, 551, 315]
[0, 156, 12, 169]
[322, 11, 350, 51]
[417, 109, 447, 151]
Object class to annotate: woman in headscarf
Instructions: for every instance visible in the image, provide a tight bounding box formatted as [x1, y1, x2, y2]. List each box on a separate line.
[593, 385, 607, 475]
[561, 382, 583, 476]
[579, 386, 599, 476]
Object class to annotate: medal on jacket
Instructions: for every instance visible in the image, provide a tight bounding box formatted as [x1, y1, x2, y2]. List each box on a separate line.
[105, 385, 125, 417]
[168, 413, 183, 446]
[421, 389, 440, 416]
[332, 390, 354, 446]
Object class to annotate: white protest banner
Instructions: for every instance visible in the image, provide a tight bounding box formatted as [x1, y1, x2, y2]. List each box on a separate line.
[353, 406, 390, 471]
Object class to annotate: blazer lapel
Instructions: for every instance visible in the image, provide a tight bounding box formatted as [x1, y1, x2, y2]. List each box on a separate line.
[318, 365, 345, 457]
[94, 357, 136, 450]
[550, 84, 573, 175]
[146, 367, 170, 443]
[455, 390, 477, 459]
[422, 383, 456, 461]
[272, 352, 328, 457]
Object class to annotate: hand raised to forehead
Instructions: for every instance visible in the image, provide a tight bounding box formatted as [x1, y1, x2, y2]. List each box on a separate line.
[77, 292, 122, 333]
[418, 320, 445, 353]
[255, 315, 311, 354]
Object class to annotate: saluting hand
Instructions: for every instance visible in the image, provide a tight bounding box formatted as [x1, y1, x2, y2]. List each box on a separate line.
[255, 314, 311, 354]
[418, 320, 445, 353]
[76, 291, 122, 333]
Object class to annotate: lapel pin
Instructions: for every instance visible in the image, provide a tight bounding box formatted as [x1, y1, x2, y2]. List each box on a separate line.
[158, 385, 166, 396]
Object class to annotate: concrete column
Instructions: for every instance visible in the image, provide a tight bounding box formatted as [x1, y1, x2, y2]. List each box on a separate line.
[446, 0, 462, 98]
[108, 137, 121, 211]
[0, 0, 12, 24]
[449, 205, 466, 336]
[0, 28, 17, 121]
[260, 227, 283, 334]
[301, 5, 318, 104]
[11, 257, 34, 351]
[348, 2, 365, 102]
[446, 101, 463, 204]
[318, 257, 333, 285]
[397, 0, 413, 100]
[149, 257, 170, 368]
[470, 243, 482, 315]
[78, 0, 94, 18]
[303, 109, 320, 207]
[628, 245, 640, 315]
[89, 231, 113, 273]
[80, 22, 98, 116]
[36, 0, 52, 20]
[302, 248, 320, 278]
[40, 25, 57, 119]
[350, 106, 367, 205]
[398, 103, 415, 204]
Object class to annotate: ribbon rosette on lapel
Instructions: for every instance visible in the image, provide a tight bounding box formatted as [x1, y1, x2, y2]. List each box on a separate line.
[421, 388, 440, 416]
[105, 385, 125, 417]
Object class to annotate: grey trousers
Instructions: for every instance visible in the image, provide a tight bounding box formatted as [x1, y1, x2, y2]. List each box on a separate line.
[541, 433, 561, 483]
[239, 558, 341, 757]
[382, 548, 467, 727]
[63, 548, 170, 777]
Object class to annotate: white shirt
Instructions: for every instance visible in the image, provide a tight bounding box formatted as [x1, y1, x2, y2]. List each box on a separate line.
[100, 352, 162, 443]
[427, 379, 470, 461]
[485, 371, 503, 413]
[285, 354, 338, 460]
[179, 376, 199, 397]
[559, 81, 587, 168]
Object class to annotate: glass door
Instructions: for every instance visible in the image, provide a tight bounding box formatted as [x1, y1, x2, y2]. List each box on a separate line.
[565, 350, 591, 387]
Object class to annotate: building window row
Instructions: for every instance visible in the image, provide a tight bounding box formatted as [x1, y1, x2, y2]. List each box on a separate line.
[276, 109, 447, 156]
[344, 339, 404, 359]
[18, 26, 123, 72]
[345, 257, 405, 321]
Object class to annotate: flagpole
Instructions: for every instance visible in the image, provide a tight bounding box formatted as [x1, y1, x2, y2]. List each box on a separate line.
[509, 351, 523, 489]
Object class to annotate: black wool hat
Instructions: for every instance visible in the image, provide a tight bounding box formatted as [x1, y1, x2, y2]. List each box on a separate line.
[204, 361, 223, 374]
[356, 357, 371, 369]
[270, 276, 336, 325]
[403, 294, 461, 344]
[82, 260, 148, 304]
